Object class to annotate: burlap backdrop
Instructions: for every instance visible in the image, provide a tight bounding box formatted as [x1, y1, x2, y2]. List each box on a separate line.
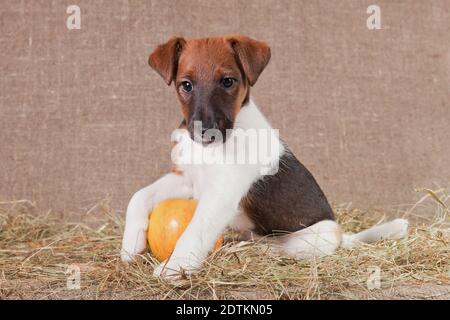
[1, 0, 449, 216]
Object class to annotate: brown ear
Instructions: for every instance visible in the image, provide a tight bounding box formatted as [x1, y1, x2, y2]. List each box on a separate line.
[148, 37, 186, 85]
[227, 35, 271, 86]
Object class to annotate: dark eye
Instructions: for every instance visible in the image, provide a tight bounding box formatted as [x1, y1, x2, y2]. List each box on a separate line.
[221, 77, 235, 89]
[180, 81, 193, 93]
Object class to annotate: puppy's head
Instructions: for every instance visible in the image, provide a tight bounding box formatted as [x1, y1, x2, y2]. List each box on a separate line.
[148, 35, 271, 144]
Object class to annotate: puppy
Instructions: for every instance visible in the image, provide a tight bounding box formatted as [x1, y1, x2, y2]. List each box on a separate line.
[121, 35, 408, 278]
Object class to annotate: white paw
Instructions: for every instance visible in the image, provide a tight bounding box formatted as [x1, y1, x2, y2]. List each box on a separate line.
[153, 257, 200, 280]
[152, 261, 181, 279]
[120, 248, 138, 263]
[121, 226, 148, 263]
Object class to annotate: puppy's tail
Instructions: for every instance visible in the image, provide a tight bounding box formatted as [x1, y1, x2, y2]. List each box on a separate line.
[257, 218, 408, 260]
[340, 218, 409, 249]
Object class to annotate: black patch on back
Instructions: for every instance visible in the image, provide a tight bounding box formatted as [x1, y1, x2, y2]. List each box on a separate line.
[240, 147, 334, 236]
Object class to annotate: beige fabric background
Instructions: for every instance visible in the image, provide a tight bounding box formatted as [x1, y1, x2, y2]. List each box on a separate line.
[1, 0, 449, 216]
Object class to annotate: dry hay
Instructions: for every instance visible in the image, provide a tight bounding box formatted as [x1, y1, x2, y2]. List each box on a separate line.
[0, 189, 449, 300]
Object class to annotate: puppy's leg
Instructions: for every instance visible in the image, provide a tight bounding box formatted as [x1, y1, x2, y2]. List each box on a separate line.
[121, 173, 192, 262]
[267, 219, 408, 257]
[153, 193, 240, 278]
[268, 220, 342, 259]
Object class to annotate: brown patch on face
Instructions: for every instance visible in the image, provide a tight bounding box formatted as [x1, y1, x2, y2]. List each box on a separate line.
[175, 37, 248, 142]
[148, 37, 186, 85]
[148, 35, 271, 143]
[226, 35, 271, 86]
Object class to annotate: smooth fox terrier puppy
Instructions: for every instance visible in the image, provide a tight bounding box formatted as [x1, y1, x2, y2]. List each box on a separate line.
[121, 35, 408, 279]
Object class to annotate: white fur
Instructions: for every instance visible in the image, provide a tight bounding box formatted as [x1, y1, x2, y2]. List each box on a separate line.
[122, 98, 284, 277]
[263, 218, 409, 260]
[341, 218, 409, 249]
[121, 98, 409, 279]
[121, 173, 193, 262]
[266, 220, 342, 259]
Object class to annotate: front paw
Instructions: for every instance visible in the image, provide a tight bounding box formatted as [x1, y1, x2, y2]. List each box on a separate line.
[153, 257, 201, 280]
[121, 227, 148, 263]
[120, 249, 135, 263]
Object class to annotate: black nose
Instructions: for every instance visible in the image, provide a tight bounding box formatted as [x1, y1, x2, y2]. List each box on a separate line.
[202, 121, 219, 132]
